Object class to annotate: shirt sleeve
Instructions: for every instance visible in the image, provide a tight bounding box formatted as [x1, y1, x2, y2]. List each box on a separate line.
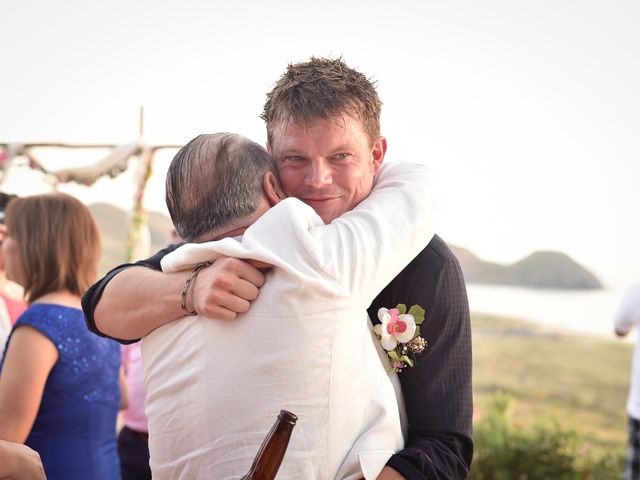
[368, 237, 474, 479]
[81, 243, 182, 342]
[614, 283, 640, 335]
[162, 162, 439, 306]
[301, 162, 438, 301]
[13, 308, 62, 351]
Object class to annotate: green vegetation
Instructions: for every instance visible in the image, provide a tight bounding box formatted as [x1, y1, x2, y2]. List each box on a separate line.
[471, 392, 624, 479]
[472, 312, 630, 476]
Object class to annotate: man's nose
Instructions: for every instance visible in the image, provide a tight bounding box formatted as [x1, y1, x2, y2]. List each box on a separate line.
[305, 160, 332, 188]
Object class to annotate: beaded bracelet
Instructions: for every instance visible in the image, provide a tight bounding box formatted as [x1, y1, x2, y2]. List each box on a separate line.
[180, 261, 213, 316]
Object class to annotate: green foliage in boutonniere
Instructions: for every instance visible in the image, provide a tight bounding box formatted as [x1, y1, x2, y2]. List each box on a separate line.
[374, 303, 427, 374]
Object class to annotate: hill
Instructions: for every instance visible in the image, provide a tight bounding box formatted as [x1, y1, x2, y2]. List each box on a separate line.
[88, 203, 173, 275]
[450, 245, 602, 290]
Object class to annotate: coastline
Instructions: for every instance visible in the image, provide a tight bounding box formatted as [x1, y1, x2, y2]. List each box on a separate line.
[466, 283, 629, 342]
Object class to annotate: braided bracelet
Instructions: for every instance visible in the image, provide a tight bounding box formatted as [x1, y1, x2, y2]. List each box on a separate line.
[180, 261, 213, 316]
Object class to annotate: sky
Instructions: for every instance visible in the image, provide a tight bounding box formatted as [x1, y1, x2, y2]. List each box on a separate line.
[1, 0, 638, 288]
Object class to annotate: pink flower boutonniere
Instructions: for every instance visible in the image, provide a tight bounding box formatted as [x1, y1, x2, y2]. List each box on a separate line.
[373, 303, 427, 374]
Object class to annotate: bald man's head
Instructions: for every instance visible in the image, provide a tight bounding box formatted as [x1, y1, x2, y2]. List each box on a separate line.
[165, 133, 277, 242]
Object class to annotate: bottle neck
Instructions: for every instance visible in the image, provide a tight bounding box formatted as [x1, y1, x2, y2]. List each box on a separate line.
[242, 410, 298, 480]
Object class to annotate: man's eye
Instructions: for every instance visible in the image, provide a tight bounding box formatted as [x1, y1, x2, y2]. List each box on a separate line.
[334, 153, 350, 160]
[286, 156, 305, 162]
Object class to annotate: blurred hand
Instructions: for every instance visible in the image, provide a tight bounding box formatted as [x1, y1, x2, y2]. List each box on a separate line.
[615, 327, 629, 338]
[191, 257, 269, 320]
[0, 440, 46, 480]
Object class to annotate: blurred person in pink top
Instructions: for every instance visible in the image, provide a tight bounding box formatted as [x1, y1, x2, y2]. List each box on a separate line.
[0, 193, 27, 354]
[118, 229, 182, 480]
[119, 342, 151, 480]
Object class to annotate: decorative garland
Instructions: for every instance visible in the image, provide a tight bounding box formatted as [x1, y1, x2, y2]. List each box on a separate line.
[0, 142, 142, 186]
[0, 141, 180, 261]
[127, 147, 157, 261]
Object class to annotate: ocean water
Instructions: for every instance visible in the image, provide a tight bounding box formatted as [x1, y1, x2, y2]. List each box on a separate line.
[466, 284, 632, 342]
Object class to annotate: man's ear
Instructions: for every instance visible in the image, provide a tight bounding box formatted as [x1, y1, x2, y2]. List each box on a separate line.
[371, 136, 387, 174]
[263, 171, 285, 206]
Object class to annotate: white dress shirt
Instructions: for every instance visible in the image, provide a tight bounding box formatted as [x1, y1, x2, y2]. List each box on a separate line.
[142, 162, 436, 479]
[615, 282, 640, 419]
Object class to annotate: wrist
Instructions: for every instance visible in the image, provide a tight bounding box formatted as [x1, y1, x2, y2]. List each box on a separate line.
[180, 261, 212, 316]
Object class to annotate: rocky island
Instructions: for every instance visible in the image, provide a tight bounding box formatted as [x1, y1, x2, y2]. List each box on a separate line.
[450, 246, 602, 290]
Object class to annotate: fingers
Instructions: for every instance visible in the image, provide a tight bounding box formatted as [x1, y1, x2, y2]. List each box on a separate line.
[206, 257, 266, 291]
[245, 259, 273, 271]
[233, 259, 268, 287]
[191, 257, 267, 320]
[196, 303, 240, 322]
[197, 288, 252, 319]
[231, 278, 261, 303]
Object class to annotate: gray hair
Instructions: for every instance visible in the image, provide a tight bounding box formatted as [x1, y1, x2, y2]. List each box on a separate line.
[165, 133, 276, 242]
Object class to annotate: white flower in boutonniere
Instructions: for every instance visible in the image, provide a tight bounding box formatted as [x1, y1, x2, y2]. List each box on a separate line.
[373, 303, 427, 374]
[377, 307, 416, 350]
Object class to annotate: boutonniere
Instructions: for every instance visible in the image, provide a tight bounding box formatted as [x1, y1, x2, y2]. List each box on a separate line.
[373, 304, 427, 374]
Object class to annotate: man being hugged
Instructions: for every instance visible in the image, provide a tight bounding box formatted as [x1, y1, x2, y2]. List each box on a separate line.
[143, 132, 434, 478]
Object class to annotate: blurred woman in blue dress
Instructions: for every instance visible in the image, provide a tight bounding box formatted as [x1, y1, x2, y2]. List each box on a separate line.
[0, 192, 122, 480]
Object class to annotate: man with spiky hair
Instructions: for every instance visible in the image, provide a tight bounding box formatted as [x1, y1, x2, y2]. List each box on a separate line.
[83, 57, 473, 479]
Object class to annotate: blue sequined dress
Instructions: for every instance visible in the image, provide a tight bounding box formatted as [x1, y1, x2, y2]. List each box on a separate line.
[0, 304, 121, 480]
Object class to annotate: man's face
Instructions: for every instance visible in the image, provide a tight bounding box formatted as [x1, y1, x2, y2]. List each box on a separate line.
[269, 116, 386, 223]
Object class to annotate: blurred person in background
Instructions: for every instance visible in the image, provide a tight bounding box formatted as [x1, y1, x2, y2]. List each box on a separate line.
[0, 192, 123, 480]
[0, 438, 46, 480]
[118, 342, 151, 480]
[117, 228, 181, 480]
[0, 192, 27, 355]
[614, 281, 640, 480]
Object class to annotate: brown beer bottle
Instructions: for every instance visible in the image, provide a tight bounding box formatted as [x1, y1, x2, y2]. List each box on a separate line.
[241, 410, 298, 480]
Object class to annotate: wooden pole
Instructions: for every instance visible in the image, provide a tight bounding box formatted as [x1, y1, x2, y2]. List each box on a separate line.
[139, 105, 145, 137]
